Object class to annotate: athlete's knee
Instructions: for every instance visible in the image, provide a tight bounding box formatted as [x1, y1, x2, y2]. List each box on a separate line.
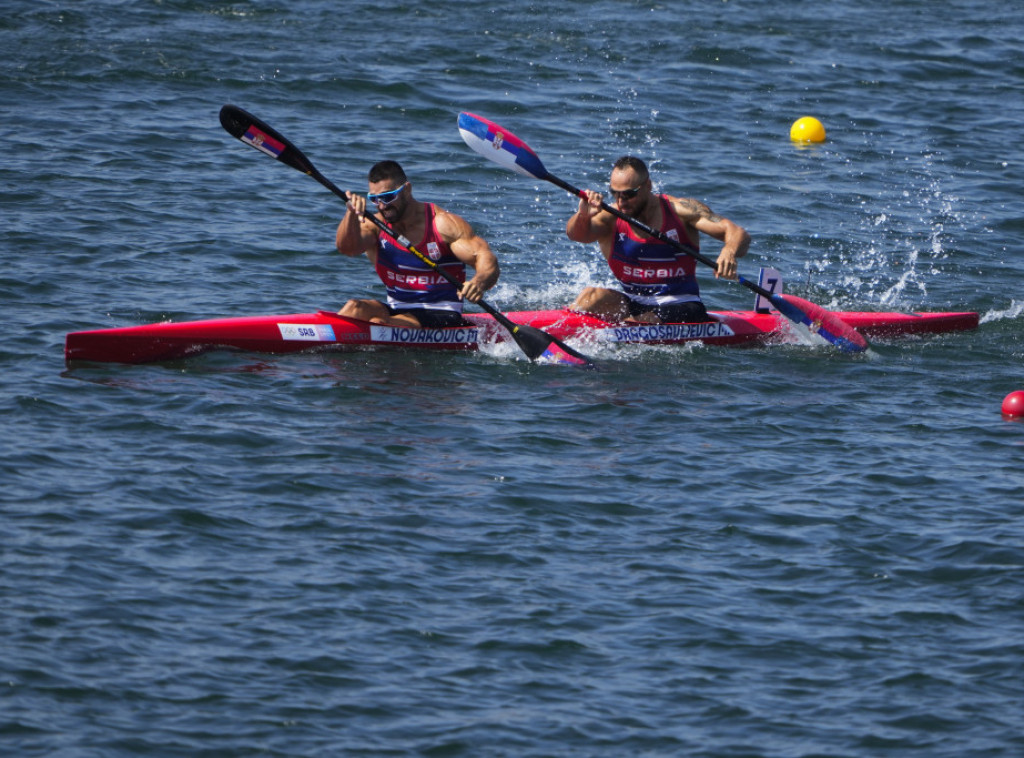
[573, 287, 601, 308]
[338, 298, 369, 317]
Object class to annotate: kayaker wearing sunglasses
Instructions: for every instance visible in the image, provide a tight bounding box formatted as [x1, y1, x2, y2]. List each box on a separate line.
[565, 156, 749, 324]
[336, 160, 499, 328]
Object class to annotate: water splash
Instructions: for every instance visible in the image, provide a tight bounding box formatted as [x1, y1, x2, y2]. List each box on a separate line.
[800, 147, 977, 310]
[980, 301, 1024, 325]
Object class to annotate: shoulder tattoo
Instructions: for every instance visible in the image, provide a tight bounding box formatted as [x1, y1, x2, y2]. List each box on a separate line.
[678, 197, 722, 222]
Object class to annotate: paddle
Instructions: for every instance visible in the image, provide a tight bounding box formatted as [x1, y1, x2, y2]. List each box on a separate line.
[457, 112, 868, 353]
[218, 105, 595, 368]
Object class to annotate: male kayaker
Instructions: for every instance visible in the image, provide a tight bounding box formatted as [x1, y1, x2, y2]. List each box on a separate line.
[565, 156, 750, 323]
[336, 160, 499, 327]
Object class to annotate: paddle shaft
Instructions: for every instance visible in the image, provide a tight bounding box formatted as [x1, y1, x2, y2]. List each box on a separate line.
[220, 105, 596, 365]
[544, 173, 776, 299]
[536, 165, 865, 350]
[219, 104, 474, 297]
[304, 167, 512, 322]
[456, 111, 866, 351]
[328, 169, 557, 337]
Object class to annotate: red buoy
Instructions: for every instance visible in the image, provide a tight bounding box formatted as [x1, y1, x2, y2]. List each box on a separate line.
[1001, 391, 1024, 417]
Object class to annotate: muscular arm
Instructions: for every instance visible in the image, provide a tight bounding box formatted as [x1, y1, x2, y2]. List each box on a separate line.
[335, 193, 380, 258]
[667, 195, 750, 279]
[435, 209, 499, 303]
[566, 190, 616, 256]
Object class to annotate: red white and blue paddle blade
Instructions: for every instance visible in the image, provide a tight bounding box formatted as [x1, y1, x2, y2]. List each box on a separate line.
[770, 293, 869, 352]
[458, 112, 549, 180]
[537, 340, 595, 368]
[504, 322, 596, 368]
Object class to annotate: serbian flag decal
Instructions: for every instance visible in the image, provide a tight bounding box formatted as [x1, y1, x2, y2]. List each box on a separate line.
[458, 112, 548, 180]
[241, 125, 285, 158]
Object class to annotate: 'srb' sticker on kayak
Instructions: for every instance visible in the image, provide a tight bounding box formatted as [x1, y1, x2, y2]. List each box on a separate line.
[278, 324, 337, 342]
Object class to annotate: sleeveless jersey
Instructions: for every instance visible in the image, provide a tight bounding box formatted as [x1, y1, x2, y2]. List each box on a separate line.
[374, 203, 465, 312]
[608, 195, 701, 305]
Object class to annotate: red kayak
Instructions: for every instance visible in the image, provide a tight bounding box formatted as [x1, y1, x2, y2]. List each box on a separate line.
[65, 307, 979, 365]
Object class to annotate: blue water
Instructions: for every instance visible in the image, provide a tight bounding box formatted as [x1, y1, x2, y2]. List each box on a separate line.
[4, 1, 1024, 755]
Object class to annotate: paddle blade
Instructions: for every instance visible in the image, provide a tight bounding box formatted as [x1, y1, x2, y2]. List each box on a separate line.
[458, 112, 549, 180]
[771, 294, 869, 352]
[506, 323, 595, 368]
[537, 339, 596, 368]
[220, 104, 317, 177]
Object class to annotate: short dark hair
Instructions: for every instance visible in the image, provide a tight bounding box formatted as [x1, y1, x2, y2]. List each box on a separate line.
[368, 160, 407, 185]
[612, 156, 649, 181]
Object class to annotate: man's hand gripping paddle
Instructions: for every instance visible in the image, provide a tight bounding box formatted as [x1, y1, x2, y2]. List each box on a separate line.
[218, 105, 595, 368]
[456, 112, 868, 353]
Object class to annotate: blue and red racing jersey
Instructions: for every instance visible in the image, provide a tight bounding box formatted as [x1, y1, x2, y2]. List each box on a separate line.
[608, 195, 701, 306]
[375, 203, 465, 312]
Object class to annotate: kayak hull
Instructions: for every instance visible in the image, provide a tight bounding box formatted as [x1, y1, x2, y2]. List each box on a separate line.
[64, 308, 980, 365]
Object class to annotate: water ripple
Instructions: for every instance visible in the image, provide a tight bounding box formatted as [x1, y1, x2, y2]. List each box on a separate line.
[5, 0, 1024, 755]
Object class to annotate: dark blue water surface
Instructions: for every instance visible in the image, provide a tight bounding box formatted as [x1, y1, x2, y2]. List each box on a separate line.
[4, 1, 1024, 755]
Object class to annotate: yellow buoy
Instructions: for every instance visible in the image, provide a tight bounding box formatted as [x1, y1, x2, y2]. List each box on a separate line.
[790, 116, 826, 143]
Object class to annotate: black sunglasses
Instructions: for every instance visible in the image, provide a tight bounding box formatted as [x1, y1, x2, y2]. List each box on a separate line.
[609, 185, 643, 200]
